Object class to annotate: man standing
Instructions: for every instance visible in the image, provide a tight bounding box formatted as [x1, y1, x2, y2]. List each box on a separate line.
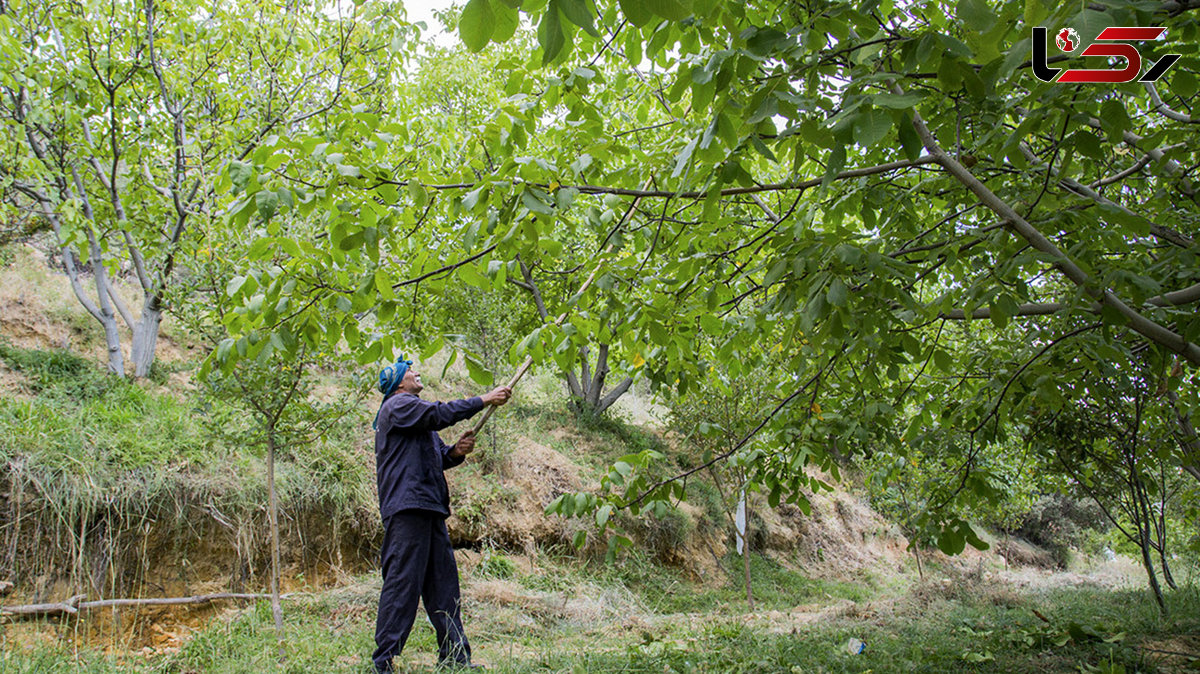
[371, 356, 512, 672]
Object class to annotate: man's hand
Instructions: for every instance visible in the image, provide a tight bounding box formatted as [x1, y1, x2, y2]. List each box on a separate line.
[450, 431, 476, 459]
[481, 386, 513, 407]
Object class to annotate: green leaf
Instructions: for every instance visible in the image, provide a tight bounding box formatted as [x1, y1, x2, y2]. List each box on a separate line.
[898, 113, 922, 161]
[255, 190, 278, 221]
[932, 349, 953, 371]
[228, 160, 253, 192]
[226, 275, 247, 298]
[558, 0, 599, 37]
[408, 181, 428, 207]
[539, 1, 567, 66]
[874, 92, 925, 109]
[596, 504, 612, 528]
[459, 0, 495, 51]
[491, 1, 520, 43]
[465, 354, 495, 386]
[854, 109, 893, 148]
[522, 188, 555, 215]
[827, 278, 848, 306]
[572, 530, 587, 548]
[957, 0, 997, 32]
[618, 0, 653, 26]
[645, 0, 691, 20]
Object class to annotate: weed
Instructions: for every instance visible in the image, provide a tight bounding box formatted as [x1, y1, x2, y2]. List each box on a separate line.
[476, 549, 518, 579]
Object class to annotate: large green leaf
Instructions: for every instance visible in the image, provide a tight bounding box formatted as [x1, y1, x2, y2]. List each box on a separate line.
[618, 0, 653, 26]
[558, 0, 599, 37]
[460, 0, 496, 52]
[853, 108, 893, 148]
[539, 1, 567, 65]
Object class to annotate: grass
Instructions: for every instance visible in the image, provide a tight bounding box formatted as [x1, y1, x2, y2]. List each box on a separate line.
[3, 572, 1196, 673]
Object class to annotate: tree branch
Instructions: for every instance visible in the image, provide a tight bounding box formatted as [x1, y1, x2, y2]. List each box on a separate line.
[376, 156, 938, 200]
[907, 103, 1200, 365]
[1, 592, 297, 619]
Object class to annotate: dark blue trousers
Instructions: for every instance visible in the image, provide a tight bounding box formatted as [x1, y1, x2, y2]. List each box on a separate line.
[373, 511, 471, 672]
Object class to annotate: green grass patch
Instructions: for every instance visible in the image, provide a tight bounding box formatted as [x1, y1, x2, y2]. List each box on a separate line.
[0, 342, 210, 467]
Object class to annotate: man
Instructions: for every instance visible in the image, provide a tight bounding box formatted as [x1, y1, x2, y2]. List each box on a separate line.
[371, 356, 512, 672]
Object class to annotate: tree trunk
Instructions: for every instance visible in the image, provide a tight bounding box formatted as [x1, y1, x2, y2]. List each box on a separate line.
[1138, 520, 1167, 614]
[1134, 481, 1167, 614]
[1167, 390, 1200, 485]
[266, 430, 285, 660]
[130, 306, 162, 378]
[588, 344, 609, 408]
[738, 486, 753, 611]
[743, 539, 754, 611]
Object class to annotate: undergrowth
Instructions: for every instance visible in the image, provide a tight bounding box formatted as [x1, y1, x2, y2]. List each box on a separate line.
[0, 342, 379, 595]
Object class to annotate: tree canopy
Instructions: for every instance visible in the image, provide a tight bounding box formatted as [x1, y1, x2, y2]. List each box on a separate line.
[4, 0, 1198, 560]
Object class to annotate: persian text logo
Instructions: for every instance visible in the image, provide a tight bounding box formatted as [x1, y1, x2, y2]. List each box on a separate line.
[1032, 26, 1181, 83]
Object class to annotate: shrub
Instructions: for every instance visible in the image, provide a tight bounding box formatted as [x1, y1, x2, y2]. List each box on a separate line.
[1016, 494, 1105, 567]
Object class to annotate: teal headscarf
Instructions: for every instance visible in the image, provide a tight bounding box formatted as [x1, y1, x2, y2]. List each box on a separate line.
[373, 356, 412, 430]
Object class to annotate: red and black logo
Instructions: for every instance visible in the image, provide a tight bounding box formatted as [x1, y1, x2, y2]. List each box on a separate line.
[1032, 26, 1181, 83]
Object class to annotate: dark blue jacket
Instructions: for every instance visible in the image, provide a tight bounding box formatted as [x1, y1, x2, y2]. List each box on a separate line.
[375, 392, 484, 519]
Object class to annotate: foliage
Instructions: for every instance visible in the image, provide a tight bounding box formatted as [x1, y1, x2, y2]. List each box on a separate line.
[426, 0, 1200, 557]
[0, 0, 418, 376]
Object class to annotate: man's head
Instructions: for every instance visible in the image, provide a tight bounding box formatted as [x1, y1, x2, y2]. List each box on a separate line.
[397, 364, 423, 394]
[377, 357, 416, 399]
[374, 356, 417, 430]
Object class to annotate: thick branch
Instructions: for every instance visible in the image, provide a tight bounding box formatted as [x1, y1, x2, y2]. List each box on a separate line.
[940, 282, 1200, 320]
[1145, 83, 1197, 124]
[941, 302, 1066, 320]
[595, 376, 634, 414]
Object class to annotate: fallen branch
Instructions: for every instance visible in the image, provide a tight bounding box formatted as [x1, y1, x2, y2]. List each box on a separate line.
[1, 592, 296, 620]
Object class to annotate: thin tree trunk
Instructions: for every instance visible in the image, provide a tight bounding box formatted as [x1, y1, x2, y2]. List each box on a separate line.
[1139, 520, 1167, 613]
[1167, 390, 1200, 485]
[579, 346, 592, 408]
[1154, 459, 1178, 591]
[1159, 545, 1177, 591]
[130, 305, 162, 378]
[743, 538, 754, 611]
[266, 429, 285, 660]
[738, 484, 753, 611]
[1134, 480, 1167, 614]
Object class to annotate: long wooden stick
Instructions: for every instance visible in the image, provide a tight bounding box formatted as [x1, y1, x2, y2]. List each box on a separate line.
[1, 592, 296, 620]
[471, 177, 655, 435]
